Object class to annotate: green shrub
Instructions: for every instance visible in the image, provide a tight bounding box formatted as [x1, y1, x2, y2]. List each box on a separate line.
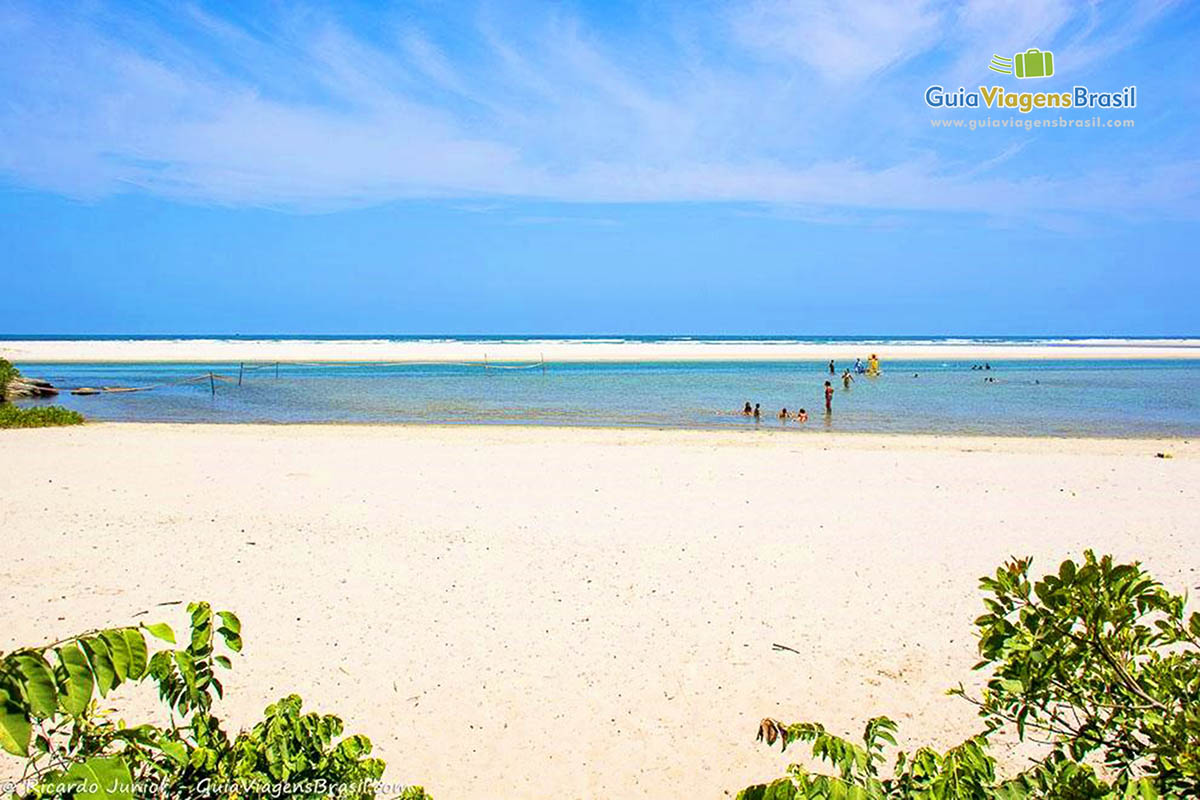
[0, 358, 17, 398]
[739, 551, 1200, 799]
[0, 405, 84, 429]
[0, 357, 84, 427]
[0, 603, 430, 799]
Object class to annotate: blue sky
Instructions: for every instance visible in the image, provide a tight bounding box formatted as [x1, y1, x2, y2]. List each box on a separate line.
[1, 0, 1198, 335]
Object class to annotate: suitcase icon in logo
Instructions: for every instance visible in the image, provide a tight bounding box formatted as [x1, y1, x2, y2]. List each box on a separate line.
[1014, 48, 1054, 79]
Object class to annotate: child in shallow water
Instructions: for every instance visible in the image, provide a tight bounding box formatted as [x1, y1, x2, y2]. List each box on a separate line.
[796, 408, 808, 423]
[778, 407, 788, 420]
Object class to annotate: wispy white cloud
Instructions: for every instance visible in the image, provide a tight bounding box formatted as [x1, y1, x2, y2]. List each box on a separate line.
[733, 0, 944, 83]
[0, 1, 1193, 221]
[943, 0, 1178, 84]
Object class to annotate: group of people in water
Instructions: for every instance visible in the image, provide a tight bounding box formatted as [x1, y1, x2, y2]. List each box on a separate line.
[845, 355, 881, 377]
[741, 402, 808, 421]
[737, 356, 1031, 423]
[740, 354, 882, 422]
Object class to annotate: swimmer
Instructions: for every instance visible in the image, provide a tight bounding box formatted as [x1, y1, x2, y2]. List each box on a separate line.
[778, 407, 789, 420]
[742, 401, 753, 415]
[842, 369, 854, 389]
[824, 380, 834, 413]
[796, 408, 808, 423]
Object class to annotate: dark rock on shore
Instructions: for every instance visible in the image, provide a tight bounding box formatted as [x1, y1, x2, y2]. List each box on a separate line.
[4, 376, 60, 400]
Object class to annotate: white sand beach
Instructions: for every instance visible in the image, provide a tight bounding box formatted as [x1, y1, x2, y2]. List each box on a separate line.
[4, 338, 1200, 364]
[2, 424, 1196, 798]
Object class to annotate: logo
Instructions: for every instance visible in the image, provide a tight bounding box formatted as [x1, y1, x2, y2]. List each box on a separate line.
[923, 46, 1137, 117]
[989, 48, 1055, 79]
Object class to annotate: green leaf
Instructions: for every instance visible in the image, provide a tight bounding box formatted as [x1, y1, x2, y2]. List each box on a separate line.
[100, 630, 132, 683]
[153, 737, 188, 766]
[122, 629, 148, 680]
[217, 627, 243, 653]
[189, 603, 212, 627]
[12, 653, 59, 718]
[0, 688, 32, 756]
[214, 655, 232, 669]
[174, 651, 197, 695]
[217, 611, 241, 635]
[80, 637, 118, 697]
[56, 643, 94, 716]
[110, 725, 157, 746]
[62, 755, 134, 800]
[190, 621, 212, 654]
[143, 622, 176, 644]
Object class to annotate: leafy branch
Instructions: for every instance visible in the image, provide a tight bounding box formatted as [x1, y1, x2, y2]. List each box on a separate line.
[738, 551, 1200, 799]
[0, 603, 426, 800]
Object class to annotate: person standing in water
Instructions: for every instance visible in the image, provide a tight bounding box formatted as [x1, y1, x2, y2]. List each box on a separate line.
[828, 359, 835, 375]
[753, 403, 761, 420]
[867, 353, 880, 376]
[824, 381, 834, 413]
[842, 369, 854, 390]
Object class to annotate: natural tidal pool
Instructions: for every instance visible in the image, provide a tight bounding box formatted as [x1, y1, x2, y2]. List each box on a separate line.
[13, 359, 1200, 437]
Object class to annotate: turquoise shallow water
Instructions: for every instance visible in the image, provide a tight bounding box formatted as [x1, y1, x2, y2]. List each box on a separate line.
[11, 359, 1200, 437]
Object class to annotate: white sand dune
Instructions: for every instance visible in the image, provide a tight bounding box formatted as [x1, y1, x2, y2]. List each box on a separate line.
[4, 337, 1200, 363]
[2, 424, 1196, 798]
